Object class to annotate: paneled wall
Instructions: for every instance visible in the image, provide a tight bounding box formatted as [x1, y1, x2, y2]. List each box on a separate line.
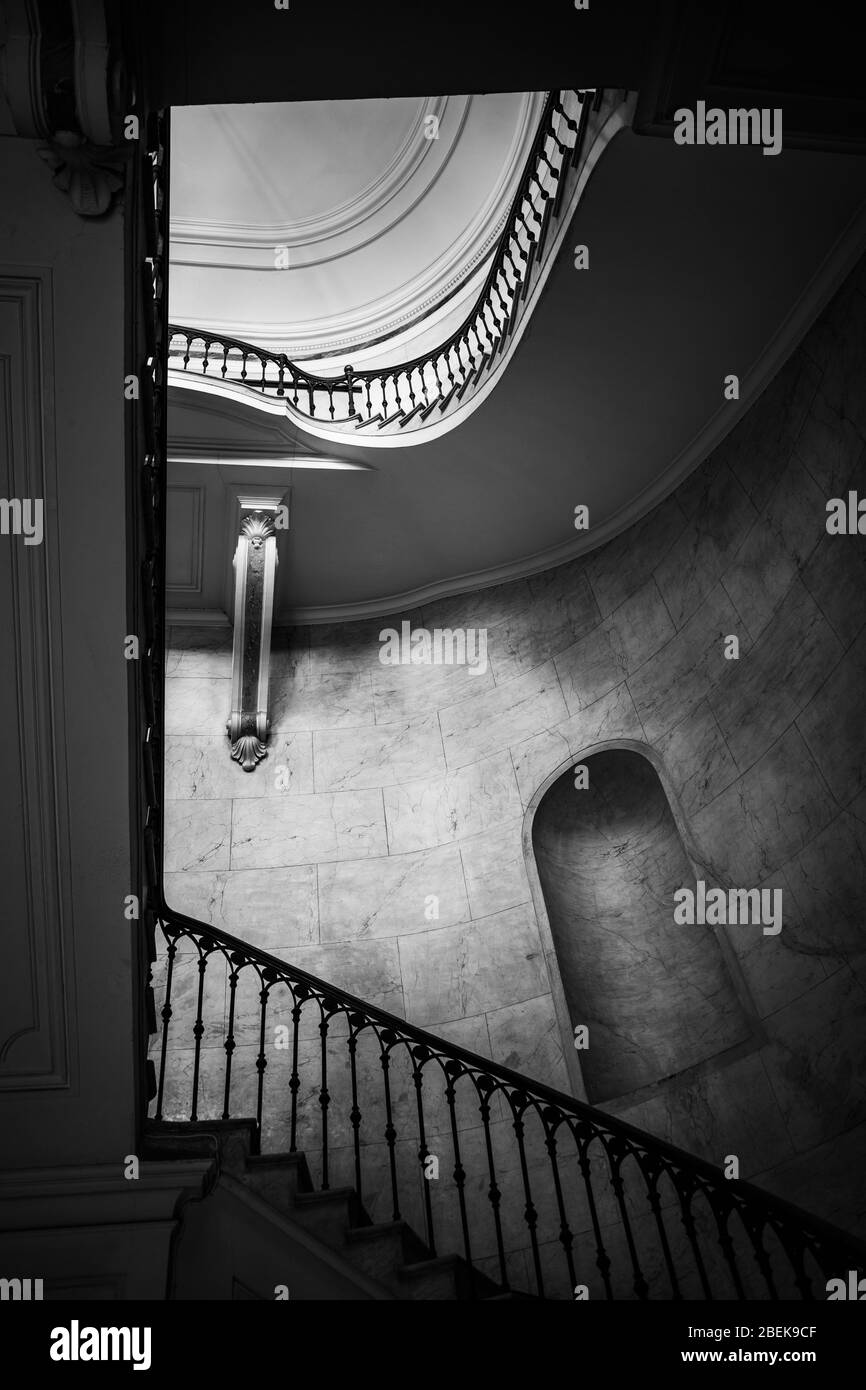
[163, 255, 866, 1254]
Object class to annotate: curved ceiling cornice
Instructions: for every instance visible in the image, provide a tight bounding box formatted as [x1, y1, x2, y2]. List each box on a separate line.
[168, 91, 546, 359]
[171, 96, 457, 266]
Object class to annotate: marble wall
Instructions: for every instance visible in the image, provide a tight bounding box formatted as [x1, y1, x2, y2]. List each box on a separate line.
[532, 748, 755, 1103]
[161, 254, 866, 1279]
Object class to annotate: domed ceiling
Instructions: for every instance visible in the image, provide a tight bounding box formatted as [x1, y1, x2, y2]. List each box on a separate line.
[170, 92, 543, 360]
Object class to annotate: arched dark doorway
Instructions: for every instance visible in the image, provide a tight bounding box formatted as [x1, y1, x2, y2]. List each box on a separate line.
[532, 748, 753, 1104]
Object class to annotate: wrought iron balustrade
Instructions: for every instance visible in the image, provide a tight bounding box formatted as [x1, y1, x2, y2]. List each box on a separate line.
[166, 90, 602, 434]
[149, 906, 866, 1301]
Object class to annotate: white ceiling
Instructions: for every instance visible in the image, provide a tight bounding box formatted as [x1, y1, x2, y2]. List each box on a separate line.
[169, 92, 543, 359]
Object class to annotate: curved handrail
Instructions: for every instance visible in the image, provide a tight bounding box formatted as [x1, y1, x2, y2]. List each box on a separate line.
[167, 90, 596, 433]
[151, 902, 866, 1301]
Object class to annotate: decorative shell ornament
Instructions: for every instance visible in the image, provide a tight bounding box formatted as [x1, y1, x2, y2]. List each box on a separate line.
[36, 130, 130, 217]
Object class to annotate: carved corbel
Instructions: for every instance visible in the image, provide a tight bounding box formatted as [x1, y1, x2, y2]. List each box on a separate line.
[226, 509, 280, 772]
[1, 0, 133, 216]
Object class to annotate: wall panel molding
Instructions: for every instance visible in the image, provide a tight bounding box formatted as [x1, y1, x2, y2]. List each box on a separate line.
[0, 270, 74, 1092]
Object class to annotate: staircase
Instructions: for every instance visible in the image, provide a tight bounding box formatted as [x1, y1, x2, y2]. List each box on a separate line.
[165, 88, 632, 444]
[145, 908, 866, 1302]
[146, 1119, 531, 1300]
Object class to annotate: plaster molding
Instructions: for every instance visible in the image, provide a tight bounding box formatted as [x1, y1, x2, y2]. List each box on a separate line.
[166, 91, 633, 449]
[168, 92, 544, 358]
[0, 270, 74, 1091]
[170, 97, 457, 259]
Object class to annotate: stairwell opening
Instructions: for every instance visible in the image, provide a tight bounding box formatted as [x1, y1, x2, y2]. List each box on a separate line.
[530, 746, 757, 1106]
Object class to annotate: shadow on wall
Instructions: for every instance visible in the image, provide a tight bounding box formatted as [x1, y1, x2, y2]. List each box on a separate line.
[532, 748, 756, 1105]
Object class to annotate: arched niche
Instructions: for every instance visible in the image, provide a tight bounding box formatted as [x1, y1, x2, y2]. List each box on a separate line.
[527, 744, 758, 1106]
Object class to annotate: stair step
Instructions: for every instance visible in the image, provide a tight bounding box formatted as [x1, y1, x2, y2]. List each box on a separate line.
[355, 412, 382, 428]
[437, 382, 461, 413]
[174, 1134, 530, 1300]
[243, 1151, 313, 1211]
[343, 1222, 465, 1298]
[455, 371, 477, 401]
[398, 1252, 505, 1301]
[291, 1187, 370, 1245]
[143, 1118, 259, 1172]
[397, 1252, 467, 1300]
[398, 402, 426, 427]
[377, 409, 404, 429]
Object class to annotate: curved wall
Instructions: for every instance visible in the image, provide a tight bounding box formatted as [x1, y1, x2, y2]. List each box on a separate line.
[162, 253, 866, 1263]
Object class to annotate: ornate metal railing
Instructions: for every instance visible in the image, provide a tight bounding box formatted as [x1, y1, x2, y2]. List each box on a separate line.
[150, 906, 866, 1301]
[166, 89, 601, 435]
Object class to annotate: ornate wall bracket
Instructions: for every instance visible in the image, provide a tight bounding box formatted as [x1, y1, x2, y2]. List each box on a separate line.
[36, 131, 131, 216]
[1, 0, 133, 216]
[226, 506, 282, 772]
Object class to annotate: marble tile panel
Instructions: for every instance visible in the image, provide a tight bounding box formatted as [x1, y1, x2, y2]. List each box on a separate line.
[796, 626, 866, 808]
[383, 750, 522, 854]
[485, 994, 570, 1093]
[672, 448, 727, 521]
[799, 280, 866, 440]
[654, 700, 739, 819]
[163, 866, 319, 950]
[555, 579, 675, 715]
[269, 625, 311, 681]
[270, 667, 374, 732]
[307, 610, 422, 675]
[150, 1046, 229, 1125]
[228, 939, 406, 1049]
[720, 457, 827, 641]
[654, 465, 758, 629]
[486, 564, 600, 682]
[231, 790, 387, 867]
[164, 732, 314, 799]
[163, 798, 232, 872]
[459, 821, 530, 918]
[761, 966, 866, 1152]
[287, 939, 407, 1021]
[166, 625, 233, 678]
[627, 583, 746, 742]
[724, 348, 821, 509]
[795, 388, 866, 499]
[371, 656, 495, 723]
[421, 578, 532, 633]
[164, 676, 232, 735]
[620, 1051, 793, 1175]
[585, 492, 687, 617]
[318, 844, 469, 941]
[689, 726, 838, 885]
[707, 578, 843, 771]
[313, 712, 445, 791]
[398, 905, 548, 1025]
[777, 807, 866, 962]
[801, 527, 866, 646]
[752, 1121, 866, 1240]
[439, 661, 567, 769]
[728, 902, 828, 1022]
